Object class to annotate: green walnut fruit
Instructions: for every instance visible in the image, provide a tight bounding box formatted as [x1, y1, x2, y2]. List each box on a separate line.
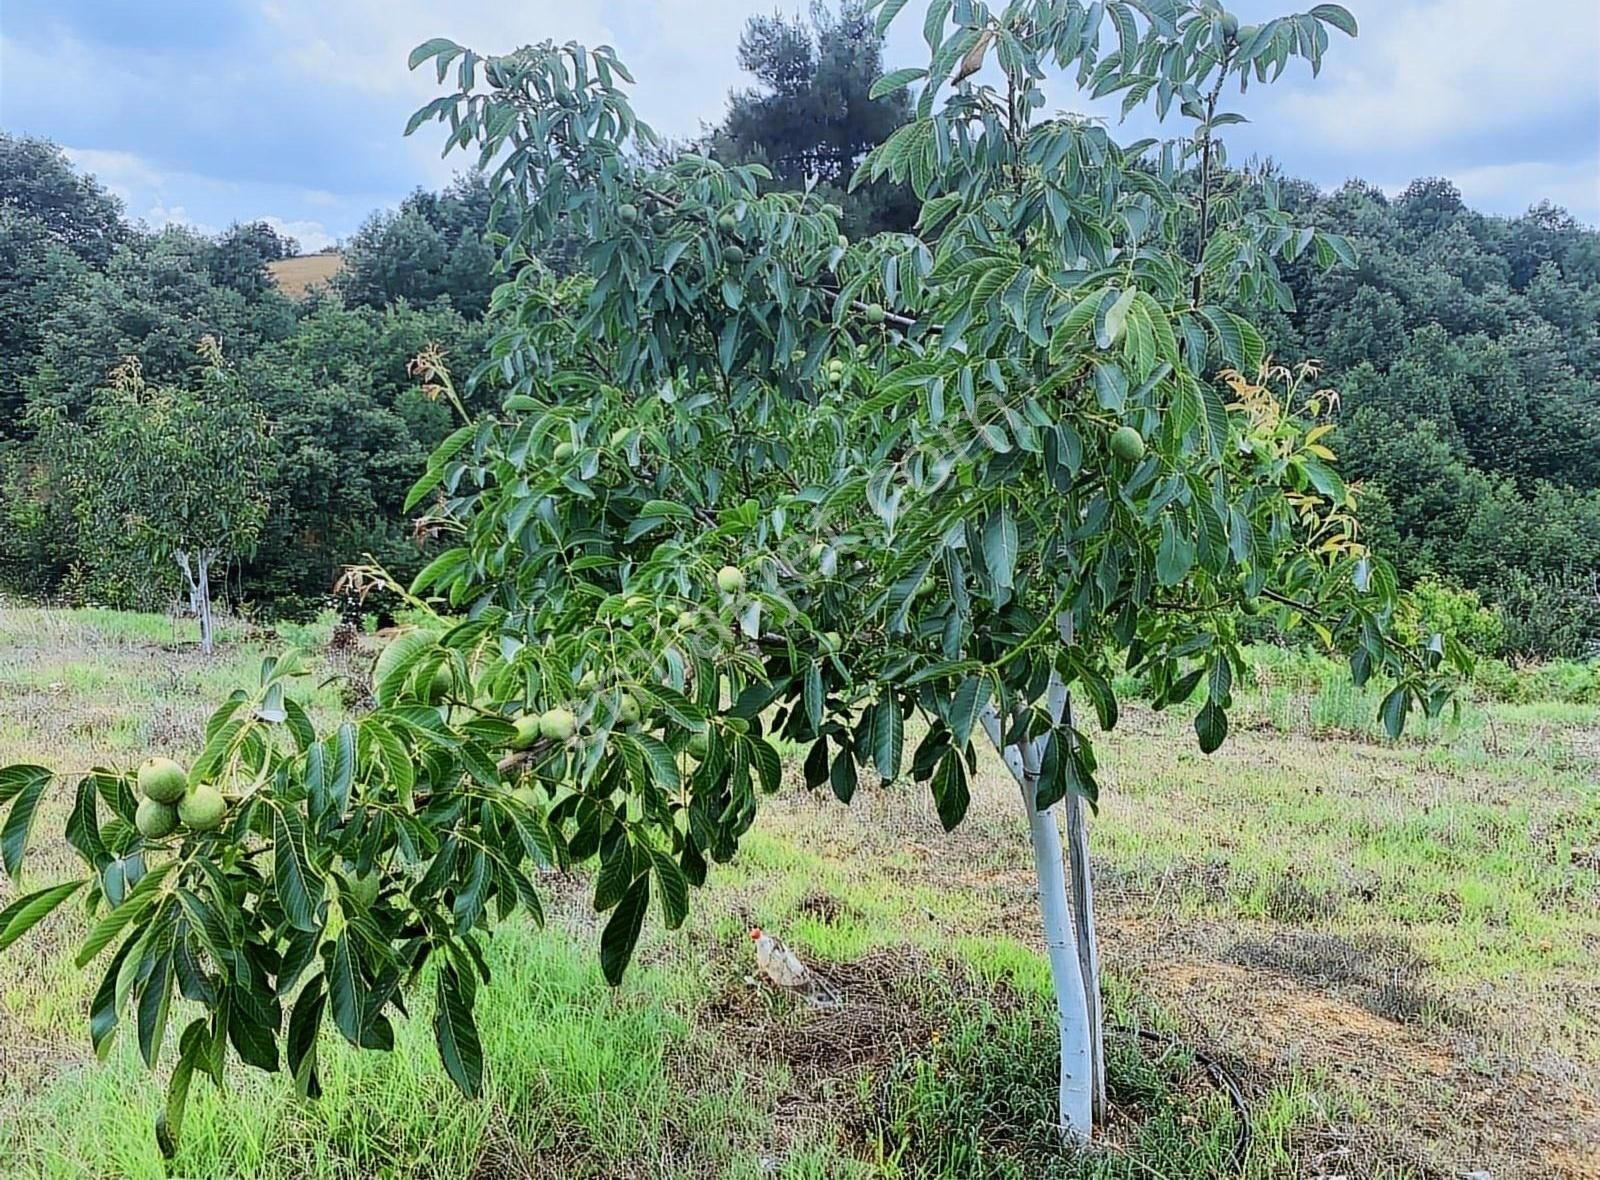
[724, 244, 745, 264]
[676, 609, 698, 630]
[865, 303, 886, 325]
[790, 349, 807, 365]
[718, 213, 738, 234]
[686, 731, 709, 759]
[616, 692, 642, 727]
[510, 714, 543, 749]
[345, 866, 380, 909]
[915, 576, 937, 599]
[716, 565, 745, 594]
[619, 203, 640, 225]
[826, 367, 843, 385]
[420, 663, 451, 704]
[1110, 425, 1146, 463]
[137, 756, 188, 804]
[1221, 12, 1240, 38]
[837, 234, 850, 250]
[511, 785, 541, 809]
[178, 784, 227, 832]
[1240, 597, 1262, 617]
[553, 441, 576, 462]
[135, 797, 179, 840]
[576, 669, 599, 692]
[539, 707, 577, 742]
[725, 716, 750, 735]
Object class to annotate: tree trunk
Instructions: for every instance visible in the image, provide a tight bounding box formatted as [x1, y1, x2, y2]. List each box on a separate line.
[1065, 784, 1106, 1120]
[174, 550, 202, 617]
[196, 550, 215, 655]
[981, 704, 1095, 1143]
[1046, 618, 1106, 1115]
[1047, 665, 1107, 1120]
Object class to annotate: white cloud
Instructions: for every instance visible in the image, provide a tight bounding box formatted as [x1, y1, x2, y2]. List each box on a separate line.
[1373, 160, 1600, 222]
[1273, 0, 1599, 153]
[143, 204, 219, 236]
[17, 0, 1600, 233]
[262, 216, 337, 253]
[61, 146, 171, 202]
[60, 145, 352, 245]
[255, 0, 767, 186]
[255, 0, 765, 118]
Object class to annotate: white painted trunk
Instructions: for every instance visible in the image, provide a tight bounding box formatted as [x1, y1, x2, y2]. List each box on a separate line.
[981, 705, 1095, 1143]
[196, 551, 215, 655]
[1045, 619, 1106, 1115]
[1064, 787, 1105, 1119]
[174, 550, 202, 617]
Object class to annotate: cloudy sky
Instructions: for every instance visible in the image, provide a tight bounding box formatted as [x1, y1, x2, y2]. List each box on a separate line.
[2, 0, 1595, 251]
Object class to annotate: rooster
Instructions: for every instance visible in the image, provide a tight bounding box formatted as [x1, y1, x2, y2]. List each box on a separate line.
[749, 927, 840, 1007]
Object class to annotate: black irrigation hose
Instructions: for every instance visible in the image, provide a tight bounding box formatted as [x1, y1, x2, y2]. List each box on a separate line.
[1107, 1024, 1253, 1175]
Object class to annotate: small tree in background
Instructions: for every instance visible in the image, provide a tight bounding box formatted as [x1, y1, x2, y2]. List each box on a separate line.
[54, 339, 271, 651]
[0, 0, 1464, 1156]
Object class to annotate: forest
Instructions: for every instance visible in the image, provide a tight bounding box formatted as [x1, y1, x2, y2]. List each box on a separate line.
[1, 2, 1596, 657]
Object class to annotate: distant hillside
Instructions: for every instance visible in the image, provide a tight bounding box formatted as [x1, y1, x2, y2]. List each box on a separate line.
[268, 252, 344, 298]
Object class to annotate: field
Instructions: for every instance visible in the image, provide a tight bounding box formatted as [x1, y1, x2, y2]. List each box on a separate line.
[265, 253, 346, 299]
[0, 607, 1596, 1179]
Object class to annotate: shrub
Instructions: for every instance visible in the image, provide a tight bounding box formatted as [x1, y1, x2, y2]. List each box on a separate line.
[1473, 657, 1599, 704]
[1397, 576, 1505, 658]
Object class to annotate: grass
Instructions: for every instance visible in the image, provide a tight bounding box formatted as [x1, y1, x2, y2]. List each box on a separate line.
[1, 607, 1597, 1179]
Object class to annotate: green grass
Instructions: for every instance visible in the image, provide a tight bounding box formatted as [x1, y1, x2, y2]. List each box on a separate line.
[1, 608, 1597, 1179]
[3, 927, 737, 1179]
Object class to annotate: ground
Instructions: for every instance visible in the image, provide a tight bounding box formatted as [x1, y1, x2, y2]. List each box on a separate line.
[0, 607, 1596, 1179]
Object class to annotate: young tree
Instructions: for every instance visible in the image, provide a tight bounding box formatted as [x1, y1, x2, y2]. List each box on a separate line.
[0, 0, 1462, 1156]
[52, 340, 271, 652]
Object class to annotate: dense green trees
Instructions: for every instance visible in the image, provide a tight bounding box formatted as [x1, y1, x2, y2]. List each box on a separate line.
[1, 27, 1596, 657]
[336, 176, 498, 315]
[0, 134, 125, 265]
[0, 142, 488, 619]
[235, 299, 491, 613]
[1265, 177, 1600, 656]
[208, 221, 300, 300]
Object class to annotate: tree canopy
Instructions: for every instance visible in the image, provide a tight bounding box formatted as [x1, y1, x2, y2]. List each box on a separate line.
[41, 346, 271, 649]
